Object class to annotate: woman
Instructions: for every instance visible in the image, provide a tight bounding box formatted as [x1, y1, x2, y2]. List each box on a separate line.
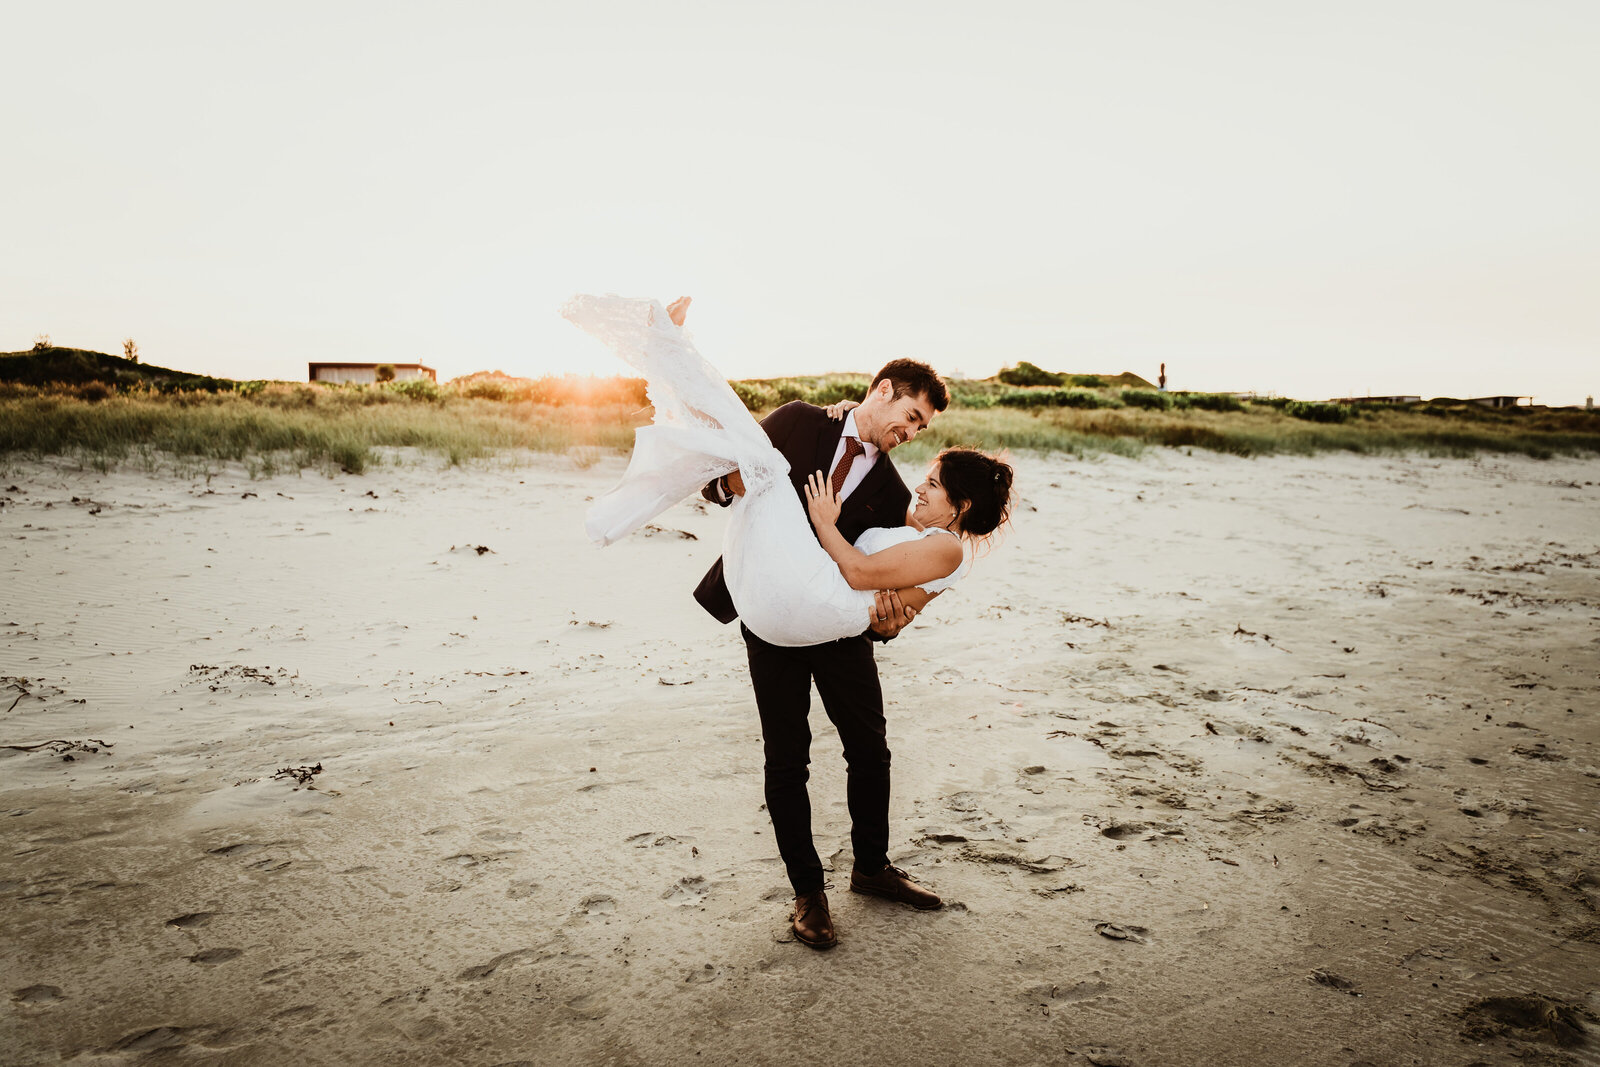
[563, 294, 1012, 646]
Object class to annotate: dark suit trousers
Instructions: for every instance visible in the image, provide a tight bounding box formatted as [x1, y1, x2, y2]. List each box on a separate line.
[741, 624, 891, 895]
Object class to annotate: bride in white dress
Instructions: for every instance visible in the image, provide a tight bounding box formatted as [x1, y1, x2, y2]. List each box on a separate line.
[562, 293, 1013, 647]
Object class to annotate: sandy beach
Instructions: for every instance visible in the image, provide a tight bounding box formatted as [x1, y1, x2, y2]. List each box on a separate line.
[2, 448, 1597, 1066]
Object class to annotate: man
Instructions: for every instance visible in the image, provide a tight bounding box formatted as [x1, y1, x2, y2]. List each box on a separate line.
[689, 314, 950, 949]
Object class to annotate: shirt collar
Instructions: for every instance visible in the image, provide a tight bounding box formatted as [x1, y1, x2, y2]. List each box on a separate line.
[841, 410, 880, 460]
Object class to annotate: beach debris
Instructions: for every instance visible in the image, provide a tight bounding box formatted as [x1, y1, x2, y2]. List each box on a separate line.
[447, 543, 495, 555]
[1309, 969, 1360, 995]
[271, 763, 322, 787]
[185, 664, 294, 691]
[1093, 922, 1149, 943]
[1456, 995, 1592, 1047]
[641, 524, 698, 540]
[165, 912, 213, 928]
[1, 738, 112, 759]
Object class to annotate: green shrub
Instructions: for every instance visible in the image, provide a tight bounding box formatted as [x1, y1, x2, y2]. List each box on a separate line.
[460, 379, 512, 401]
[1177, 392, 1244, 412]
[1121, 389, 1172, 410]
[386, 379, 442, 403]
[1069, 374, 1106, 388]
[1285, 400, 1350, 423]
[806, 380, 866, 407]
[998, 387, 1122, 409]
[732, 381, 778, 412]
[998, 361, 1066, 387]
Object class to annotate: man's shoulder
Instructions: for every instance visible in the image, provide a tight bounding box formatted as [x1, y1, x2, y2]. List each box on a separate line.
[773, 400, 828, 422]
[761, 400, 830, 441]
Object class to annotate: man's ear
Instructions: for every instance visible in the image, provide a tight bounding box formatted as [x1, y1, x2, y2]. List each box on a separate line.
[873, 378, 894, 402]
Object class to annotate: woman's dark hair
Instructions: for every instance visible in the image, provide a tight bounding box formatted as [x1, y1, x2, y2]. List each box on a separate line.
[937, 448, 1013, 538]
[872, 359, 949, 412]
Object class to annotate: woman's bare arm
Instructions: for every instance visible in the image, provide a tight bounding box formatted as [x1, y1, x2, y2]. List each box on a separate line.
[803, 470, 962, 590]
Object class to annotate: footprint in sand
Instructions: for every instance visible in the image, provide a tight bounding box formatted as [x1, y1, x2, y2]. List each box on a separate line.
[682, 963, 720, 984]
[661, 875, 710, 906]
[187, 948, 243, 964]
[577, 894, 616, 918]
[12, 984, 65, 1004]
[457, 948, 538, 981]
[165, 912, 213, 928]
[565, 992, 609, 1019]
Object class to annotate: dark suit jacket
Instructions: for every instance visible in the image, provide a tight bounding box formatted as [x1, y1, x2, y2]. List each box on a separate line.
[693, 401, 911, 627]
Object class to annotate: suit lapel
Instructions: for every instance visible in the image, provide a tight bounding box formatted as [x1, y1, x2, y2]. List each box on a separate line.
[813, 420, 843, 484]
[848, 451, 894, 513]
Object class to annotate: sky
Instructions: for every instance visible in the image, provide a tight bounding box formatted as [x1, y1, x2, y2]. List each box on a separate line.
[5, 1, 1596, 404]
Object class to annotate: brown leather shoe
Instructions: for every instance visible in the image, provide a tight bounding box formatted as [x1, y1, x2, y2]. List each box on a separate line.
[792, 889, 837, 950]
[850, 864, 942, 910]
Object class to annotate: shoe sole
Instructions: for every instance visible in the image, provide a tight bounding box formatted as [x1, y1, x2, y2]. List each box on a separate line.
[793, 927, 837, 950]
[849, 882, 943, 910]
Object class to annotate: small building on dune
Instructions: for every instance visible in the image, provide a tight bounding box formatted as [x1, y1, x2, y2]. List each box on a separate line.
[1467, 395, 1532, 409]
[308, 362, 437, 384]
[1328, 395, 1422, 405]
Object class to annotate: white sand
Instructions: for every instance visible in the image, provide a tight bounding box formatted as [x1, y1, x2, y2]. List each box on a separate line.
[2, 449, 1598, 1065]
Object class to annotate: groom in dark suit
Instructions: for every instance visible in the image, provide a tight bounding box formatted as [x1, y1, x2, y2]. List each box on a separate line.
[694, 353, 950, 950]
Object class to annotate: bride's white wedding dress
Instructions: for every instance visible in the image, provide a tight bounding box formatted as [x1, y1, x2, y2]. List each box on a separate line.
[562, 294, 965, 647]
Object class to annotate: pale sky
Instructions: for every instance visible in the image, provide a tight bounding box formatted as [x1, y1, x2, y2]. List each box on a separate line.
[6, 1, 1597, 404]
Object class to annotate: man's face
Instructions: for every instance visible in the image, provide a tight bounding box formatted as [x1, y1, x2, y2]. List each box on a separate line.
[863, 383, 935, 453]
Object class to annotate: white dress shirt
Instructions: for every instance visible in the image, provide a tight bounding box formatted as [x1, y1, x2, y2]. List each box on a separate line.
[829, 410, 880, 500]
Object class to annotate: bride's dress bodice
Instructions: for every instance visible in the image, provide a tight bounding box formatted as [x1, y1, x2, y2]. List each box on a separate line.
[563, 294, 964, 646]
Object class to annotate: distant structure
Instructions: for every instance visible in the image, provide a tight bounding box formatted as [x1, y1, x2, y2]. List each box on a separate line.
[1158, 362, 1167, 392]
[1467, 395, 1532, 409]
[1328, 395, 1421, 405]
[308, 362, 437, 384]
[1588, 396, 1594, 410]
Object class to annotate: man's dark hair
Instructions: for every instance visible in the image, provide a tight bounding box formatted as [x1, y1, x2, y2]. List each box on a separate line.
[871, 359, 949, 412]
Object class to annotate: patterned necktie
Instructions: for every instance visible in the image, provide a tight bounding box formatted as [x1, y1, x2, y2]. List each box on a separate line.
[831, 435, 864, 497]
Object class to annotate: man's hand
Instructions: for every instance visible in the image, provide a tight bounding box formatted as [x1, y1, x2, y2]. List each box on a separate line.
[667, 295, 691, 327]
[867, 589, 917, 638]
[804, 470, 842, 528]
[723, 470, 745, 497]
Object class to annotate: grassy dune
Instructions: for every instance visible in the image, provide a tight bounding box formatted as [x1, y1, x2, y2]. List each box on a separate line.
[2, 350, 1596, 474]
[0, 385, 639, 474]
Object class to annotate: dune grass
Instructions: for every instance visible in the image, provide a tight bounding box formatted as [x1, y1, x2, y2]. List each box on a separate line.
[0, 385, 639, 474]
[2, 369, 1596, 476]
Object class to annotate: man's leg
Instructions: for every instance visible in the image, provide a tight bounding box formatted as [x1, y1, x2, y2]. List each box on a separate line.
[742, 625, 825, 895]
[809, 635, 891, 876]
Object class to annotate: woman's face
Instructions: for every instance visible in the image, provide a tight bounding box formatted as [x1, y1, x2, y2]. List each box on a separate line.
[913, 462, 960, 531]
